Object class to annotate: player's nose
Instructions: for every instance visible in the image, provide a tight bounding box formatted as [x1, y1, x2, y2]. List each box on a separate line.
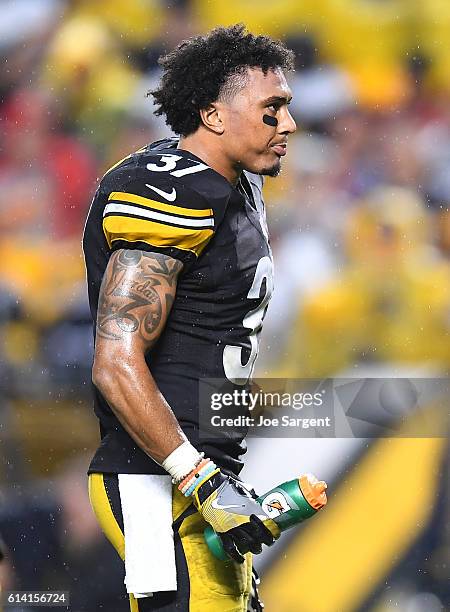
[279, 108, 297, 135]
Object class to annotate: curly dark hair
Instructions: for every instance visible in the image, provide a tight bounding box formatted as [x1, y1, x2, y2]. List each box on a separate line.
[150, 24, 295, 137]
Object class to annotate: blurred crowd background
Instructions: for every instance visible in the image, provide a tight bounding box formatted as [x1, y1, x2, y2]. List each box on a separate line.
[0, 0, 449, 611]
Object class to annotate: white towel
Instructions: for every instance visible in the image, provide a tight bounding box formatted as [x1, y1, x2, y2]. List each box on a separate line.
[118, 474, 177, 597]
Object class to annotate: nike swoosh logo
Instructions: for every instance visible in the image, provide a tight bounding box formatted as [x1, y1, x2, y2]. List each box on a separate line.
[211, 500, 242, 511]
[145, 184, 177, 202]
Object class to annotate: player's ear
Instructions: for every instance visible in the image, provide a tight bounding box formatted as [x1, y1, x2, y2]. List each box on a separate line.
[199, 103, 224, 135]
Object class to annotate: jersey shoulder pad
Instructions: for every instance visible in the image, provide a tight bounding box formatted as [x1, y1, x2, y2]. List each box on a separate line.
[101, 160, 216, 264]
[139, 147, 233, 213]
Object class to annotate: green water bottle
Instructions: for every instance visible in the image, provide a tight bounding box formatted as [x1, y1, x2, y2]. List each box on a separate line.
[204, 473, 327, 561]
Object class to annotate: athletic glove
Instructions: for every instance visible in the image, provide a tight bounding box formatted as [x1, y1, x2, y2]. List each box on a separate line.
[188, 466, 280, 563]
[165, 443, 280, 563]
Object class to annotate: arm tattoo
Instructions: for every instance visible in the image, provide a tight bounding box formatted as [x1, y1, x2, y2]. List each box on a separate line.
[96, 250, 183, 345]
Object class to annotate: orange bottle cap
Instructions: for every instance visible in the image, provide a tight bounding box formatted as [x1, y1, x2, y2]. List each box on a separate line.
[299, 473, 328, 510]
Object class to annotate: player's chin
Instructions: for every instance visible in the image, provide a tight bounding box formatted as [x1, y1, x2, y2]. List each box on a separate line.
[259, 158, 282, 177]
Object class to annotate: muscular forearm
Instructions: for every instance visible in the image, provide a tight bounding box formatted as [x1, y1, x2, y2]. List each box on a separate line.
[93, 351, 186, 464]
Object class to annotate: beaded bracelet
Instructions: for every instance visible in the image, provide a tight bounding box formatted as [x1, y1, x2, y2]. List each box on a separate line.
[178, 458, 209, 491]
[181, 462, 216, 497]
[177, 458, 217, 497]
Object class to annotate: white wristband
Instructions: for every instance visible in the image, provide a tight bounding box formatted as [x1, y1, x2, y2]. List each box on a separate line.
[161, 441, 203, 483]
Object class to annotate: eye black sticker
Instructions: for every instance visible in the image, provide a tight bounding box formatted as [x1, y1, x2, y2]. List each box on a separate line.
[263, 114, 278, 127]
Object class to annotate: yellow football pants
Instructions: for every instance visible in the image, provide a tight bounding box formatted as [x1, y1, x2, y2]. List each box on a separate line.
[88, 473, 253, 611]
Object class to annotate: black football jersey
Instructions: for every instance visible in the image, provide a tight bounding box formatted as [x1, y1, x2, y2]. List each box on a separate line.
[83, 138, 274, 476]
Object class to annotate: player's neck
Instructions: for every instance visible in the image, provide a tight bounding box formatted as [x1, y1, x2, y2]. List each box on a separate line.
[178, 135, 241, 186]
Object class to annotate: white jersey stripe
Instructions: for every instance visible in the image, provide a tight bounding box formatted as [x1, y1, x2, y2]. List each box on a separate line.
[104, 203, 214, 228]
[170, 163, 209, 177]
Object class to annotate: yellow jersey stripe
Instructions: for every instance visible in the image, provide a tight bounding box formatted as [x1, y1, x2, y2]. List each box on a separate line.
[103, 215, 213, 256]
[109, 191, 213, 219]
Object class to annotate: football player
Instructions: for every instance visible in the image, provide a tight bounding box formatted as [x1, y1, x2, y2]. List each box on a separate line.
[84, 24, 296, 612]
